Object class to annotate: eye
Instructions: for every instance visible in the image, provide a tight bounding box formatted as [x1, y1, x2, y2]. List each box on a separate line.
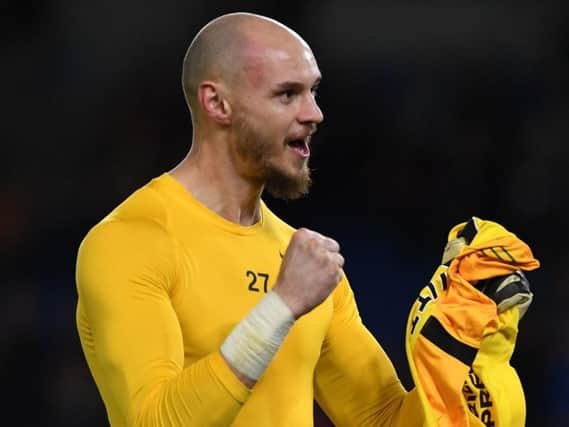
[278, 89, 296, 102]
[311, 86, 319, 98]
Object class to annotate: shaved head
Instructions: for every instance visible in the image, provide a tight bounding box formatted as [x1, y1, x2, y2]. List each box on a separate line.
[179, 13, 322, 201]
[182, 13, 310, 123]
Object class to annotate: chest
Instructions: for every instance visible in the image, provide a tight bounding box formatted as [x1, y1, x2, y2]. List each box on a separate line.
[170, 231, 333, 366]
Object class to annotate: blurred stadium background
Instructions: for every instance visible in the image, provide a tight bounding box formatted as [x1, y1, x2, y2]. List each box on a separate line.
[3, 1, 568, 425]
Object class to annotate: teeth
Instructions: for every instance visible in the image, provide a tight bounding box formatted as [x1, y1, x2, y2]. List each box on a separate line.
[288, 140, 303, 147]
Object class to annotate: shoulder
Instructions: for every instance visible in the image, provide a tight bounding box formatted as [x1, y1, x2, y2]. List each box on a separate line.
[260, 200, 296, 238]
[79, 216, 171, 260]
[111, 178, 170, 227]
[76, 179, 178, 285]
[82, 177, 171, 246]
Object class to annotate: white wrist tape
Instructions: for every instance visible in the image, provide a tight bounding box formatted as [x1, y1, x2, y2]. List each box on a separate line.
[220, 291, 295, 381]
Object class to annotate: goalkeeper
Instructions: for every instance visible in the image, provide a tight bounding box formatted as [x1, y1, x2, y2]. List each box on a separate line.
[75, 12, 424, 427]
[75, 12, 539, 427]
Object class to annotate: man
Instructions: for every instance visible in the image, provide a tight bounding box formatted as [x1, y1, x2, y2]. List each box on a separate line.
[75, 12, 423, 426]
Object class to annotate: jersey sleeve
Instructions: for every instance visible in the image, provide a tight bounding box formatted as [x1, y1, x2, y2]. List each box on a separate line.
[313, 276, 423, 427]
[75, 218, 250, 426]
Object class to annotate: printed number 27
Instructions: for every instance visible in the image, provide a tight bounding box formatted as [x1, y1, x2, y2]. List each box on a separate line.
[247, 270, 269, 293]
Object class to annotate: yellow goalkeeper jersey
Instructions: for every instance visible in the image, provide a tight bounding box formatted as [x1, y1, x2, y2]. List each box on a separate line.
[76, 173, 422, 427]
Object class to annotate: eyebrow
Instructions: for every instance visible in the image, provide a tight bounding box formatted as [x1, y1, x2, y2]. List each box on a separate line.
[273, 77, 322, 91]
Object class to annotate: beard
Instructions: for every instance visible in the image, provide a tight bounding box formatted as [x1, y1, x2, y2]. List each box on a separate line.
[234, 115, 312, 200]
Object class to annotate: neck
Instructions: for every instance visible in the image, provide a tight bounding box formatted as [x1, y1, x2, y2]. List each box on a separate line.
[169, 137, 264, 226]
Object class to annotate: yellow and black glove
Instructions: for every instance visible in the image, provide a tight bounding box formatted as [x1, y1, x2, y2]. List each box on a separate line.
[405, 217, 540, 427]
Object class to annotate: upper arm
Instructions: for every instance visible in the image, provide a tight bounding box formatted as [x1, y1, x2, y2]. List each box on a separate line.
[76, 218, 251, 427]
[76, 218, 183, 422]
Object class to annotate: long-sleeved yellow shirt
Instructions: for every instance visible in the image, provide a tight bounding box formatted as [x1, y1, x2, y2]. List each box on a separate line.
[76, 173, 423, 426]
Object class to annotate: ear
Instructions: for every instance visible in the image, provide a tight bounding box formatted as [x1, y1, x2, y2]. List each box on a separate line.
[197, 81, 232, 125]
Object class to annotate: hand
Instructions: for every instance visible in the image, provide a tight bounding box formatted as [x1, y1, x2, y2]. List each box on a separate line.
[477, 271, 534, 319]
[273, 228, 344, 319]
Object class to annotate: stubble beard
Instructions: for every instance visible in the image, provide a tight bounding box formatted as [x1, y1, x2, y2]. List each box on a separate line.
[234, 116, 312, 200]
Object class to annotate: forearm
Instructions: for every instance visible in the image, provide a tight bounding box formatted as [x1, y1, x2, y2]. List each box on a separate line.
[315, 333, 414, 427]
[389, 388, 424, 427]
[314, 278, 424, 427]
[220, 290, 295, 388]
[133, 290, 296, 425]
[134, 351, 249, 427]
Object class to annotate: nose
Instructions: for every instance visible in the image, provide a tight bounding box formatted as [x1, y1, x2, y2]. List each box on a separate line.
[298, 93, 324, 125]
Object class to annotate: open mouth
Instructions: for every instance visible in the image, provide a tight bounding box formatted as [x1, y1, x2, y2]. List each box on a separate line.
[286, 137, 311, 158]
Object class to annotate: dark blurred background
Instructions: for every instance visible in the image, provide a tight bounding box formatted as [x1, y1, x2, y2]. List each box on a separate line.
[3, 0, 569, 425]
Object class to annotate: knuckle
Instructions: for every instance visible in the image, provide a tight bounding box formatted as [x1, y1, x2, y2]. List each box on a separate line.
[308, 237, 320, 252]
[329, 238, 340, 251]
[295, 228, 309, 241]
[321, 249, 333, 264]
[328, 264, 339, 276]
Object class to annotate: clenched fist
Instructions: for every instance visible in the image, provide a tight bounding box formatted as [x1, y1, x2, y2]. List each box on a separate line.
[273, 228, 344, 319]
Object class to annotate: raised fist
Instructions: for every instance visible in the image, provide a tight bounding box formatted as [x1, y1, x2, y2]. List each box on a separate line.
[273, 228, 344, 318]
